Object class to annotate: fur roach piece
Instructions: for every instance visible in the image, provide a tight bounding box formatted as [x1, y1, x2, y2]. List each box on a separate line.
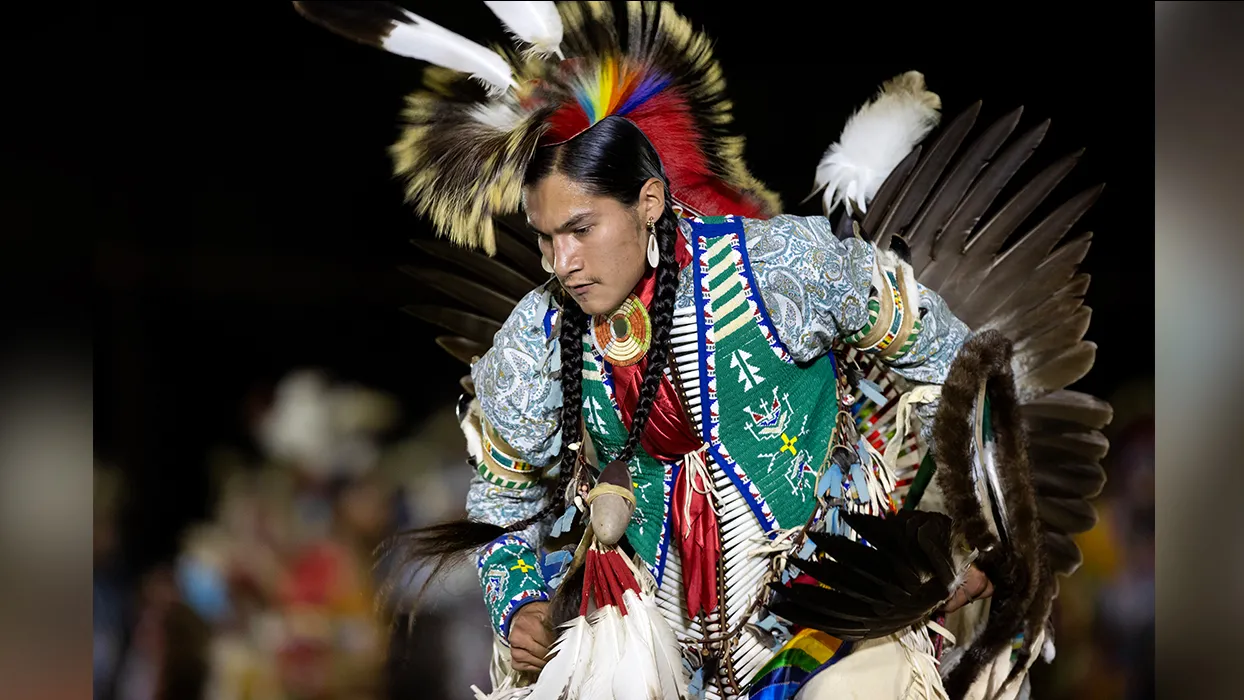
[932, 330, 1050, 699]
[297, 1, 780, 254]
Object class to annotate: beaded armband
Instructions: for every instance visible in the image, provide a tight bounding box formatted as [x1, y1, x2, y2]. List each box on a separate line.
[475, 418, 541, 490]
[843, 258, 923, 361]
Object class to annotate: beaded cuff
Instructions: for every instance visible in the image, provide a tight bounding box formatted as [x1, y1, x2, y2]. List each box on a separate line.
[844, 261, 923, 361]
[478, 534, 549, 641]
[475, 419, 541, 490]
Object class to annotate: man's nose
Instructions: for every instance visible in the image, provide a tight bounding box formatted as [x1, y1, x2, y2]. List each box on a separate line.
[552, 237, 581, 278]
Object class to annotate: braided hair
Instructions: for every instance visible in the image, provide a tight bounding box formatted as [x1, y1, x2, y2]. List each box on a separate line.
[386, 116, 682, 608]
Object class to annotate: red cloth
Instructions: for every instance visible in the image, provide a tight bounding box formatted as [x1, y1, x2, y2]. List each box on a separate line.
[671, 455, 720, 617]
[607, 234, 719, 617]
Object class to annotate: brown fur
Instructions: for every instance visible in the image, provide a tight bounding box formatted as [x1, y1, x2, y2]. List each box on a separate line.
[933, 330, 1051, 699]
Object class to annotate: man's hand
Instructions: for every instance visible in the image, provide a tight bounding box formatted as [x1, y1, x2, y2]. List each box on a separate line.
[509, 602, 554, 673]
[941, 565, 994, 614]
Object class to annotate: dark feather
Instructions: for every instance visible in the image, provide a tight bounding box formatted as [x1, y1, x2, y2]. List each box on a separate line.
[919, 118, 1049, 291]
[1028, 429, 1110, 463]
[402, 305, 502, 345]
[436, 336, 488, 366]
[1014, 306, 1092, 358]
[858, 145, 921, 245]
[806, 530, 923, 592]
[985, 277, 1090, 347]
[962, 148, 1082, 265]
[767, 511, 958, 641]
[785, 556, 904, 607]
[912, 515, 958, 586]
[409, 238, 542, 299]
[1022, 413, 1106, 440]
[938, 147, 1084, 313]
[1016, 342, 1097, 403]
[495, 213, 542, 252]
[1038, 496, 1099, 535]
[1007, 232, 1094, 309]
[292, 1, 409, 48]
[907, 107, 1023, 277]
[964, 188, 1103, 326]
[400, 267, 519, 321]
[1043, 531, 1084, 577]
[549, 561, 587, 628]
[494, 221, 547, 281]
[1020, 389, 1113, 431]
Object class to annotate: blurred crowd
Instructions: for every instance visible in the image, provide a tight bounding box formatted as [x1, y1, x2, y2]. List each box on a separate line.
[93, 368, 494, 700]
[93, 369, 1153, 700]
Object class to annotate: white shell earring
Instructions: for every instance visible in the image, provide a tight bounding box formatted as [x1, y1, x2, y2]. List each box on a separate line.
[541, 256, 554, 274]
[646, 219, 659, 268]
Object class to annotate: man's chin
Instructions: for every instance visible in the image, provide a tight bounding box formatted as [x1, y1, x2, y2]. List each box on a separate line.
[572, 294, 623, 317]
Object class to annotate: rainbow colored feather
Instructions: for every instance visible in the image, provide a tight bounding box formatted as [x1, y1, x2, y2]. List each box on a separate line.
[567, 55, 672, 125]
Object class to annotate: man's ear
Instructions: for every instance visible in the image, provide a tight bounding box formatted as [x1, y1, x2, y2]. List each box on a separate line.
[638, 177, 666, 223]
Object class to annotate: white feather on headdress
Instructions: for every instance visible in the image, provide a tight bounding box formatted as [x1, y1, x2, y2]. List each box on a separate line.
[484, 1, 565, 59]
[810, 71, 942, 216]
[382, 9, 517, 95]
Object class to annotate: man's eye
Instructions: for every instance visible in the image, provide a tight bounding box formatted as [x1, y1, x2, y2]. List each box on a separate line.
[574, 226, 592, 235]
[536, 232, 552, 243]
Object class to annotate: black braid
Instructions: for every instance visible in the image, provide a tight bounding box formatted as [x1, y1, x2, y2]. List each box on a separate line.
[617, 200, 681, 464]
[503, 301, 589, 533]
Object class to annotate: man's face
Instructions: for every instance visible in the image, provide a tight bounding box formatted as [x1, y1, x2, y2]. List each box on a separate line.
[526, 171, 657, 316]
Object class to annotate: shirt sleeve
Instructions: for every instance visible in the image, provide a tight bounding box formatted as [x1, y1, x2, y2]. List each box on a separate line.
[743, 214, 971, 445]
[468, 473, 553, 641]
[466, 282, 568, 640]
[470, 282, 565, 468]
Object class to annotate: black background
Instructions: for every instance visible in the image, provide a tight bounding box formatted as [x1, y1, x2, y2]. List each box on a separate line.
[77, 3, 1147, 573]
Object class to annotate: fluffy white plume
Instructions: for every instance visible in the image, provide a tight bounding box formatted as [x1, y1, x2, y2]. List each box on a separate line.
[383, 9, 517, 95]
[810, 71, 942, 216]
[485, 1, 565, 59]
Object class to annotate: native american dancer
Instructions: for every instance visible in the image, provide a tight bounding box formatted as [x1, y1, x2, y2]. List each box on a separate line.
[295, 3, 1111, 699]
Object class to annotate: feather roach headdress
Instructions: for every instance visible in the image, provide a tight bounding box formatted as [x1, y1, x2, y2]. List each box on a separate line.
[294, 0, 780, 255]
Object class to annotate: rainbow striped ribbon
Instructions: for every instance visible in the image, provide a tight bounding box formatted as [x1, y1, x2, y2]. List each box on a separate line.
[745, 629, 854, 700]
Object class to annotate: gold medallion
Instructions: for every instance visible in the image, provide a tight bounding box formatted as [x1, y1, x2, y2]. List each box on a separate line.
[592, 295, 652, 367]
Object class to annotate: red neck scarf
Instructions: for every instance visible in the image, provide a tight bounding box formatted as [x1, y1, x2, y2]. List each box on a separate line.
[605, 235, 700, 462]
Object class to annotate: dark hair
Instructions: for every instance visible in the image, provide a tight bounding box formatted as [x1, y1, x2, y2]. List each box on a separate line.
[384, 116, 681, 617]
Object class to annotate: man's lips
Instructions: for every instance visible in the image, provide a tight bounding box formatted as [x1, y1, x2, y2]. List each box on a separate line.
[568, 282, 596, 295]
